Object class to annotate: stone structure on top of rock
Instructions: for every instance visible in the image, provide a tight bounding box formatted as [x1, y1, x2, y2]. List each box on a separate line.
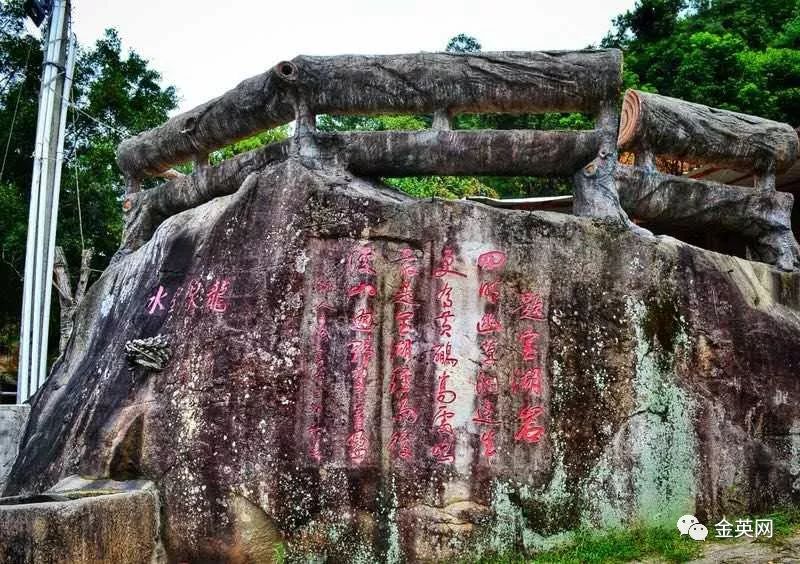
[3, 49, 800, 563]
[113, 50, 800, 271]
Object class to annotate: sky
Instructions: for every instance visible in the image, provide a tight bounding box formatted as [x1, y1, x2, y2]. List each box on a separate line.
[68, 0, 637, 114]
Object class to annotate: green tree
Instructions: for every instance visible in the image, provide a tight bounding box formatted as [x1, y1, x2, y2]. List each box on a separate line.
[0, 1, 177, 391]
[603, 0, 800, 124]
[446, 33, 482, 53]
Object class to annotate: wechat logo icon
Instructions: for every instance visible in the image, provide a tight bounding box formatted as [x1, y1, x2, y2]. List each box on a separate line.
[677, 515, 708, 541]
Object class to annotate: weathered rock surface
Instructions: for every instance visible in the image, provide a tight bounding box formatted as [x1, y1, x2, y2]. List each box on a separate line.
[5, 159, 800, 562]
[0, 478, 160, 563]
[688, 536, 800, 564]
[0, 405, 29, 493]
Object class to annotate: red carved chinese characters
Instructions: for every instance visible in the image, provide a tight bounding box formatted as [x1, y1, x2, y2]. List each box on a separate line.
[481, 429, 497, 458]
[145, 276, 233, 316]
[433, 246, 466, 278]
[392, 280, 415, 306]
[389, 366, 412, 395]
[185, 279, 204, 312]
[206, 279, 231, 313]
[393, 339, 412, 360]
[348, 282, 377, 298]
[513, 287, 547, 445]
[476, 371, 498, 395]
[146, 285, 168, 314]
[477, 312, 502, 335]
[389, 247, 419, 461]
[473, 249, 505, 460]
[398, 248, 418, 279]
[435, 309, 455, 338]
[479, 280, 501, 304]
[435, 282, 455, 338]
[511, 367, 542, 396]
[472, 398, 499, 426]
[477, 250, 507, 272]
[350, 308, 375, 333]
[431, 246, 461, 463]
[518, 328, 540, 362]
[347, 341, 374, 372]
[514, 291, 545, 320]
[348, 245, 377, 276]
[347, 429, 368, 463]
[389, 429, 413, 460]
[480, 339, 498, 366]
[432, 370, 456, 463]
[514, 405, 545, 443]
[347, 243, 376, 464]
[433, 342, 458, 367]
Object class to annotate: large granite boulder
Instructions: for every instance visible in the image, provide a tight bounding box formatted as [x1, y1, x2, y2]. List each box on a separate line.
[5, 159, 800, 562]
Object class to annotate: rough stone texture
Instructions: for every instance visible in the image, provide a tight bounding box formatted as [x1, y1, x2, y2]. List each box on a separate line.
[0, 480, 160, 563]
[5, 159, 800, 562]
[618, 89, 799, 174]
[616, 165, 800, 270]
[116, 50, 622, 182]
[0, 405, 29, 494]
[687, 536, 800, 564]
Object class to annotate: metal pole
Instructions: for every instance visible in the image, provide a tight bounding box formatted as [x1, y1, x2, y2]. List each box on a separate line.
[17, 6, 58, 403]
[38, 29, 76, 392]
[17, 0, 72, 403]
[29, 0, 63, 396]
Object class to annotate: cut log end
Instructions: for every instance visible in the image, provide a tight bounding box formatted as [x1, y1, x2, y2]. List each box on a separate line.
[275, 61, 299, 82]
[617, 89, 642, 150]
[617, 89, 799, 173]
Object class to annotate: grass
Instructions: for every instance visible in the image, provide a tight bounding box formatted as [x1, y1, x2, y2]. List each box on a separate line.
[533, 526, 703, 563]
[273, 542, 286, 564]
[472, 507, 800, 563]
[472, 526, 702, 564]
[753, 506, 800, 545]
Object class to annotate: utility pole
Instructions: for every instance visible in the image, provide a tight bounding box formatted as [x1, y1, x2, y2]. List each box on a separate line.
[17, 0, 76, 403]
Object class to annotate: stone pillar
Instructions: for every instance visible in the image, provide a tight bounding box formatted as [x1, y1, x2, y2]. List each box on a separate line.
[0, 405, 30, 494]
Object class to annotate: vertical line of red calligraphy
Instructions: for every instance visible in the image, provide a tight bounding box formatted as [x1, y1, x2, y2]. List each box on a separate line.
[512, 288, 546, 444]
[431, 246, 465, 464]
[346, 244, 377, 465]
[474, 250, 507, 459]
[388, 248, 419, 461]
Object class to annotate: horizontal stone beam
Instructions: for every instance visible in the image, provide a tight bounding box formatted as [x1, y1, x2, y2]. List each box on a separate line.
[120, 129, 602, 252]
[119, 139, 291, 253]
[116, 50, 622, 182]
[615, 164, 799, 270]
[617, 89, 799, 175]
[322, 129, 602, 177]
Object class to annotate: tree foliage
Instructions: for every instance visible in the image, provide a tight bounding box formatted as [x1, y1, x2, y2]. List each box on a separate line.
[0, 0, 177, 367]
[603, 0, 800, 124]
[445, 33, 482, 53]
